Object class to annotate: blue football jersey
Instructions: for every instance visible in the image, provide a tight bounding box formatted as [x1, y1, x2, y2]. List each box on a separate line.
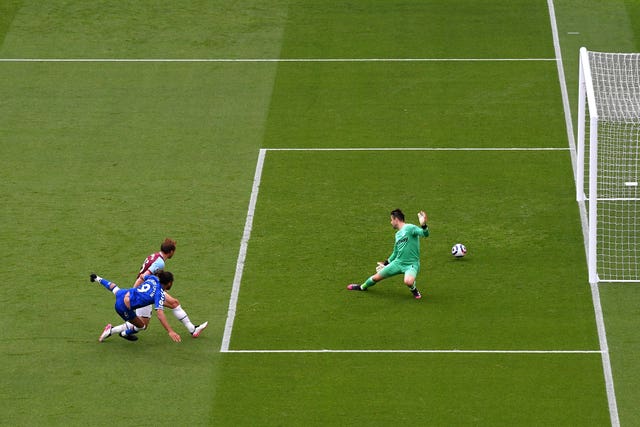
[128, 275, 166, 310]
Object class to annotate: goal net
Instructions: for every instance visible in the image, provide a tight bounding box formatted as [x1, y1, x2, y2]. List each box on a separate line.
[577, 47, 640, 283]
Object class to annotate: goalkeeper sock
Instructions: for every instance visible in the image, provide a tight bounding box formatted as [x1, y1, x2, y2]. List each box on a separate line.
[172, 305, 195, 333]
[361, 277, 377, 290]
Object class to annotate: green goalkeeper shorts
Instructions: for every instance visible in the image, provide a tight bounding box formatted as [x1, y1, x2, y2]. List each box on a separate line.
[379, 261, 419, 279]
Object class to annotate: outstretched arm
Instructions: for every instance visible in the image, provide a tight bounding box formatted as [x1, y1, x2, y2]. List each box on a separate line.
[418, 211, 429, 236]
[418, 211, 428, 226]
[133, 271, 150, 287]
[156, 309, 181, 342]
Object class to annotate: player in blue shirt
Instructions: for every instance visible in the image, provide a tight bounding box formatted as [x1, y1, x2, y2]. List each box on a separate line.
[132, 239, 207, 338]
[90, 271, 181, 342]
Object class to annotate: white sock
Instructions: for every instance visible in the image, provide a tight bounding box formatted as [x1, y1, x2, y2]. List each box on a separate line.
[111, 323, 127, 335]
[118, 321, 144, 336]
[172, 305, 195, 333]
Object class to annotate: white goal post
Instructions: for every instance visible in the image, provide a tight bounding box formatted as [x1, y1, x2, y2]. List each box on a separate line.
[577, 47, 640, 283]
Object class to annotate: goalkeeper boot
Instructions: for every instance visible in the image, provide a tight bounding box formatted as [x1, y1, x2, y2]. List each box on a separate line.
[98, 324, 112, 342]
[347, 284, 366, 291]
[411, 288, 422, 299]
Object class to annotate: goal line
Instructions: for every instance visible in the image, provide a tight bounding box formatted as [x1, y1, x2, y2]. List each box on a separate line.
[225, 349, 601, 354]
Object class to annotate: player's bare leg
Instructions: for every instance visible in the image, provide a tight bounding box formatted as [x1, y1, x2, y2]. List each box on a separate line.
[347, 272, 384, 291]
[404, 274, 421, 299]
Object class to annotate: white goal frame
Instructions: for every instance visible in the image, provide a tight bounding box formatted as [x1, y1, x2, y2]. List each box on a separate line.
[576, 47, 640, 283]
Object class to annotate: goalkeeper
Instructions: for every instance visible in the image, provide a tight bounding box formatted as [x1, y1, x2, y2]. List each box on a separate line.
[347, 209, 429, 299]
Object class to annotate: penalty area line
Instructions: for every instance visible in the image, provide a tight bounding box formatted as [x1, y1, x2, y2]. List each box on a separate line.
[220, 148, 267, 353]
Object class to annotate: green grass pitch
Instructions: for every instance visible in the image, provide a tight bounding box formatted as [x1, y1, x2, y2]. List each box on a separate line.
[1, 1, 639, 426]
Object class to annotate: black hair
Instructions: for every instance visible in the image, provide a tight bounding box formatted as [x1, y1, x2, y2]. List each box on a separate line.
[390, 209, 405, 221]
[157, 271, 174, 286]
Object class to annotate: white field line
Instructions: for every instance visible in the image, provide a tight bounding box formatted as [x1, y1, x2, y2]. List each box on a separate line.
[266, 147, 569, 152]
[0, 57, 556, 63]
[220, 148, 267, 353]
[547, 0, 620, 425]
[225, 349, 601, 354]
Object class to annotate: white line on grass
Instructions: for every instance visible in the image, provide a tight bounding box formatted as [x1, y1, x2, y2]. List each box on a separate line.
[0, 57, 556, 63]
[220, 148, 267, 353]
[226, 349, 602, 354]
[265, 147, 569, 152]
[548, 0, 620, 425]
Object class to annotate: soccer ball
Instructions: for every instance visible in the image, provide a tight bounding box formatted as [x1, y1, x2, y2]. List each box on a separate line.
[451, 243, 467, 258]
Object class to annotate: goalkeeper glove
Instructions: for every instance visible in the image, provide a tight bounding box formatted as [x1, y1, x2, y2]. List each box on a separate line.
[418, 211, 427, 226]
[376, 261, 388, 272]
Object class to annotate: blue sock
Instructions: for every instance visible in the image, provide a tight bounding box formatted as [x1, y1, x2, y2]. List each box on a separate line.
[123, 324, 143, 336]
[98, 278, 120, 294]
[98, 278, 112, 290]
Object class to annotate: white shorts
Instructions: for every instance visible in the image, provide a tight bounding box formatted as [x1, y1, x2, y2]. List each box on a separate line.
[135, 305, 153, 318]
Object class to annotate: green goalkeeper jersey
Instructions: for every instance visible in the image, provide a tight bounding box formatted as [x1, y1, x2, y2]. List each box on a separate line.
[388, 224, 429, 265]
